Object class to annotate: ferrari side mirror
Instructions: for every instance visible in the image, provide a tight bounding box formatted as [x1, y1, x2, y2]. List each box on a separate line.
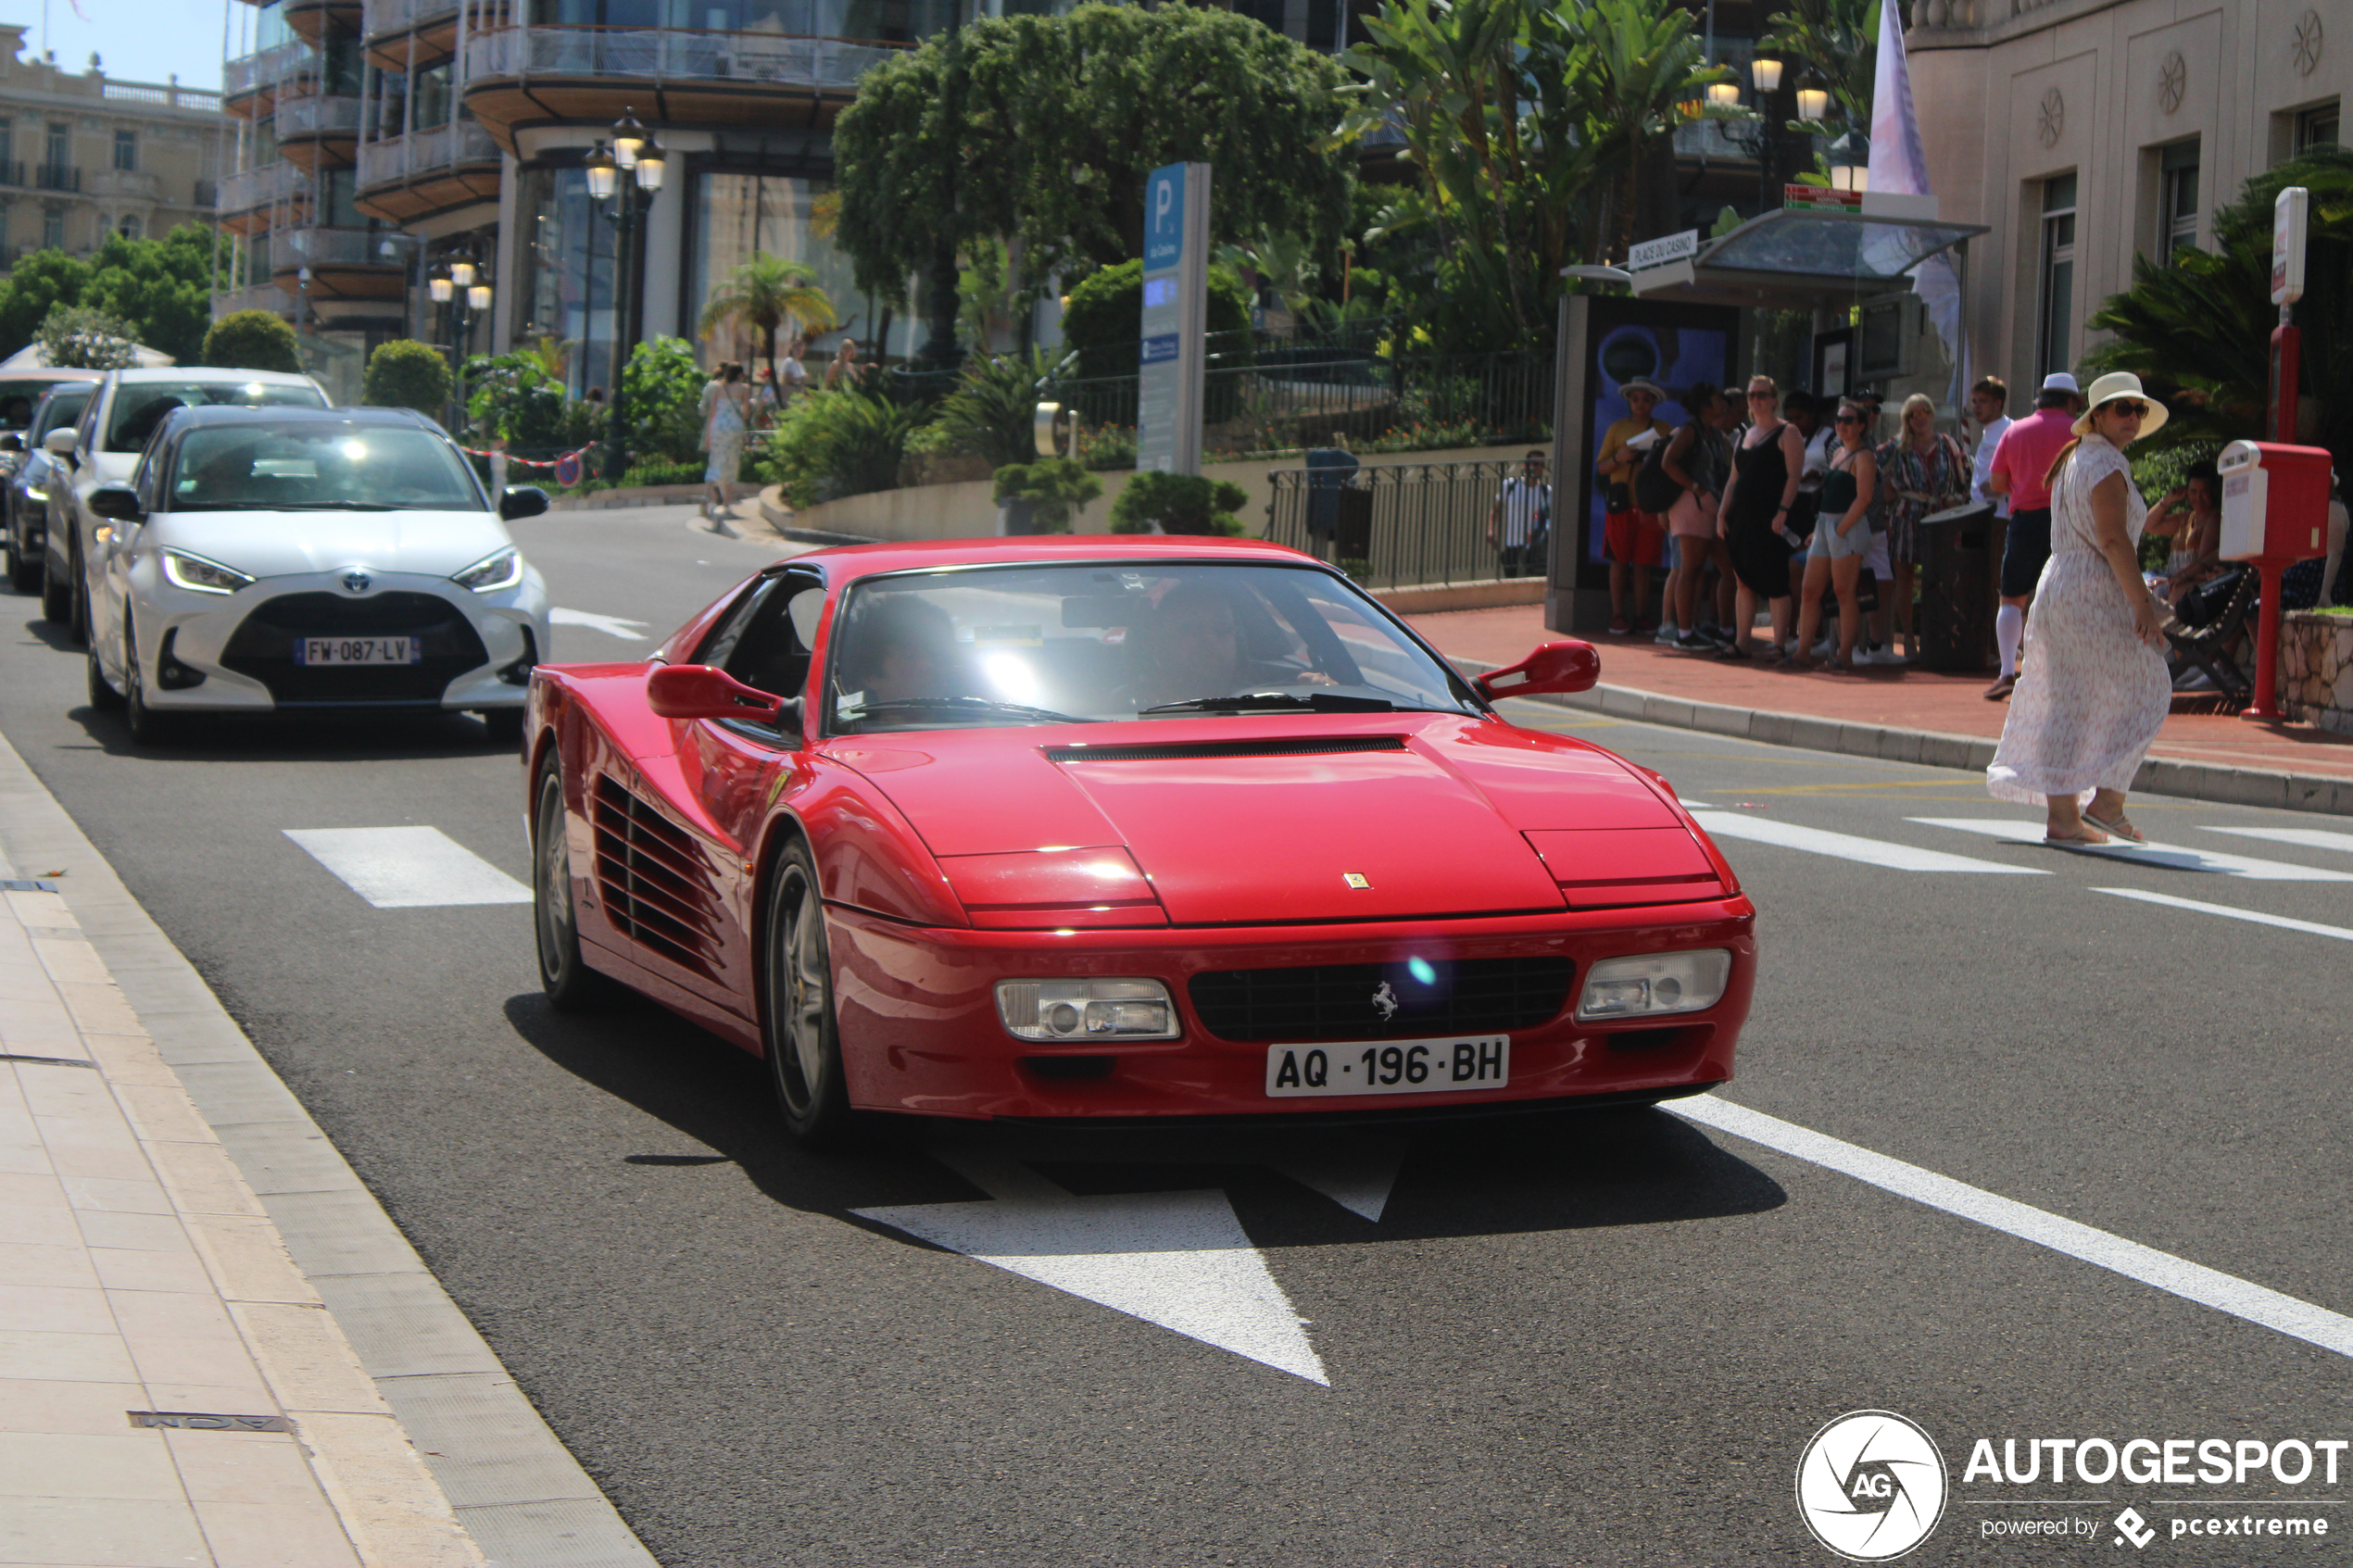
[1473, 639, 1601, 702]
[647, 662, 796, 727]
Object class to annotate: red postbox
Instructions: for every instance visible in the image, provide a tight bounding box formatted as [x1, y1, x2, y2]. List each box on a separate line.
[2216, 439, 2332, 719]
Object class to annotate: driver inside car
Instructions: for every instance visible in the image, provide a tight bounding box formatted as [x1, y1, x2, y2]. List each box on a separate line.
[838, 594, 964, 708]
[1125, 579, 1333, 709]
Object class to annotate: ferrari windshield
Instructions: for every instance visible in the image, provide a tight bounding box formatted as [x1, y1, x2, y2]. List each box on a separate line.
[827, 562, 1479, 734]
[167, 423, 486, 512]
[106, 380, 327, 452]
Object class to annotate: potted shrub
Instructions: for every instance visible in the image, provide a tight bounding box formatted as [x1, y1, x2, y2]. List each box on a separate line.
[992, 457, 1103, 534]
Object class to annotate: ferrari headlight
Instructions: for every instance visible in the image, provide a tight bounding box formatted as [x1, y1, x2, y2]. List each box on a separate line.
[1576, 949, 1731, 1022]
[160, 549, 255, 596]
[995, 979, 1178, 1042]
[452, 547, 522, 594]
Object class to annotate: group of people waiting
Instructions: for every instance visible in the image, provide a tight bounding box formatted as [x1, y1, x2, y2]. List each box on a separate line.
[1596, 375, 1972, 671]
[698, 335, 871, 526]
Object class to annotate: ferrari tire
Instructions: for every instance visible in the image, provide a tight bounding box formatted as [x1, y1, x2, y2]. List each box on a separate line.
[122, 620, 175, 745]
[85, 628, 122, 712]
[532, 760, 619, 1012]
[762, 836, 862, 1149]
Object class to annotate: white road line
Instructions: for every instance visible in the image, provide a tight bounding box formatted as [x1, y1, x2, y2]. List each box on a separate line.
[1675, 798, 1716, 809]
[283, 827, 532, 909]
[2201, 824, 2353, 857]
[1911, 818, 2353, 882]
[2091, 886, 2353, 942]
[1274, 1141, 1406, 1222]
[1690, 811, 2046, 874]
[859, 1151, 1328, 1385]
[1673, 1095, 2353, 1361]
[551, 608, 650, 640]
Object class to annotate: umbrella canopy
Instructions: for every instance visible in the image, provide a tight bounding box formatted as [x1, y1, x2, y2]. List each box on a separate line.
[0, 339, 175, 370]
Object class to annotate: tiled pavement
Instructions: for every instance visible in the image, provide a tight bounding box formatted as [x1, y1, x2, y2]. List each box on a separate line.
[0, 871, 486, 1568]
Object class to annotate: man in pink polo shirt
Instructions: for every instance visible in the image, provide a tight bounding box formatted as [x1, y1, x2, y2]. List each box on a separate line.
[1982, 371, 2087, 699]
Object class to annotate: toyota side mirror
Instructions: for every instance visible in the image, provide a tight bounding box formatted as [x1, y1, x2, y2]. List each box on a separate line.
[647, 663, 798, 728]
[500, 485, 550, 521]
[1473, 639, 1601, 702]
[86, 483, 144, 523]
[0, 433, 21, 454]
[44, 427, 76, 458]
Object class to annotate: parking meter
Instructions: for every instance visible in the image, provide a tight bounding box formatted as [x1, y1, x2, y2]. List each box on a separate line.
[2216, 439, 2332, 719]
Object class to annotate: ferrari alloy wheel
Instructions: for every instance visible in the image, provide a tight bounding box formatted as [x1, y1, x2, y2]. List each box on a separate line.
[85, 625, 122, 713]
[763, 837, 860, 1149]
[123, 620, 174, 746]
[533, 761, 616, 1011]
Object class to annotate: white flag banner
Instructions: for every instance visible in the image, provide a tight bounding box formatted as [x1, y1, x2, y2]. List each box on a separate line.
[1868, 0, 1931, 197]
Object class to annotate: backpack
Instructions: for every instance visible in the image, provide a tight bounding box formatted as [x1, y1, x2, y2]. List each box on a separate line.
[1632, 429, 1683, 515]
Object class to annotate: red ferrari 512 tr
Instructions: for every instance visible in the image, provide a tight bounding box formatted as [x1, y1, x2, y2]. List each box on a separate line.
[524, 536, 1755, 1145]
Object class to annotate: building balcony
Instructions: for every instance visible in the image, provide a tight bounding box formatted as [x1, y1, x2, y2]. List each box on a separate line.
[461, 24, 906, 144]
[88, 169, 163, 204]
[269, 226, 406, 301]
[32, 164, 80, 194]
[354, 119, 500, 223]
[225, 39, 321, 117]
[219, 163, 313, 234]
[284, 0, 365, 46]
[215, 281, 293, 319]
[273, 93, 365, 171]
[363, 0, 459, 69]
[99, 79, 224, 115]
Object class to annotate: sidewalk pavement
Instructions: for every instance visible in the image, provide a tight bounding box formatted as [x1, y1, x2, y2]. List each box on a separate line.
[0, 725, 660, 1568]
[0, 863, 485, 1567]
[1410, 603, 2353, 815]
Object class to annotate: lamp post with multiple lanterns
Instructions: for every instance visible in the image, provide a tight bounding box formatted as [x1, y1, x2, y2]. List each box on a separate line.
[585, 108, 666, 482]
[429, 250, 493, 433]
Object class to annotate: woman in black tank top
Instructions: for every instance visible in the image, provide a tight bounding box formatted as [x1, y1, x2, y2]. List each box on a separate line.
[1717, 377, 1807, 659]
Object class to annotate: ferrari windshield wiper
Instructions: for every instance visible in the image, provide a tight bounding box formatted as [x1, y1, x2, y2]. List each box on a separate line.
[1140, 691, 1414, 715]
[844, 696, 1097, 724]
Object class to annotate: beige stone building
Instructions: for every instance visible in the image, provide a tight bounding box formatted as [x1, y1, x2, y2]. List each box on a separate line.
[0, 27, 223, 266]
[1910, 0, 2346, 396]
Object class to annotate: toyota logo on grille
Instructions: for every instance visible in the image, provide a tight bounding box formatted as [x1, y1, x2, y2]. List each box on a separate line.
[341, 571, 371, 594]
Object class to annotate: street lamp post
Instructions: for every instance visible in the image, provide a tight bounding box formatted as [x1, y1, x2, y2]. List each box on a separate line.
[430, 251, 493, 433]
[587, 108, 666, 482]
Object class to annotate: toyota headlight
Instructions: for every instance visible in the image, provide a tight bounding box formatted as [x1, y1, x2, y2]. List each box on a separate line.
[1576, 949, 1731, 1022]
[995, 979, 1179, 1042]
[452, 547, 522, 593]
[161, 549, 256, 596]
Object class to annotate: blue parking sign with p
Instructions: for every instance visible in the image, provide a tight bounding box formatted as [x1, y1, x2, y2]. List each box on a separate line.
[1144, 164, 1185, 271]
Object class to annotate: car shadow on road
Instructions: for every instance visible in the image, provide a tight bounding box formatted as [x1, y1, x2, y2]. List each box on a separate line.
[499, 992, 1787, 1250]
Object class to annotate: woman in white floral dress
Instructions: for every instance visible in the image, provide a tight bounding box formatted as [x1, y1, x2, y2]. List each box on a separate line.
[1985, 373, 2172, 845]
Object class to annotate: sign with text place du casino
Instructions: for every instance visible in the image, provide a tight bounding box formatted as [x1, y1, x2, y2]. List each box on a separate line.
[1138, 161, 1210, 476]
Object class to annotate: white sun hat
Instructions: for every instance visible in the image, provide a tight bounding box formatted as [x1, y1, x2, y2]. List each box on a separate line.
[2072, 371, 2169, 440]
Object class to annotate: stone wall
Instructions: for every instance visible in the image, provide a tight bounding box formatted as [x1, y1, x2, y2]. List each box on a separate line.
[2279, 611, 2353, 737]
[779, 444, 1541, 545]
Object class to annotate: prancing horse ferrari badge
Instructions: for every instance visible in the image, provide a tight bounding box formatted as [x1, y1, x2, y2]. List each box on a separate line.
[1343, 872, 1370, 889]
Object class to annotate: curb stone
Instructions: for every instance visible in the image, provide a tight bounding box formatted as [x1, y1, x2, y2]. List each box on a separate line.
[1452, 660, 2353, 818]
[0, 726, 662, 1568]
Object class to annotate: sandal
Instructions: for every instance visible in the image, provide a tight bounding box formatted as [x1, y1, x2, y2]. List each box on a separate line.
[2044, 825, 2111, 847]
[2082, 811, 2145, 844]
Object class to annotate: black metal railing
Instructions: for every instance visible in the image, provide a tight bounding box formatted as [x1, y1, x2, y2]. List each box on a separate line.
[33, 164, 79, 193]
[1048, 347, 1550, 459]
[1266, 460, 1545, 591]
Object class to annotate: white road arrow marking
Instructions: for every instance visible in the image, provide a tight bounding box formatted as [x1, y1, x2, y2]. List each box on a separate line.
[2092, 886, 2353, 942]
[283, 826, 530, 909]
[855, 1151, 1329, 1386]
[1910, 818, 2353, 881]
[1692, 811, 2045, 873]
[1274, 1140, 1407, 1222]
[551, 607, 650, 640]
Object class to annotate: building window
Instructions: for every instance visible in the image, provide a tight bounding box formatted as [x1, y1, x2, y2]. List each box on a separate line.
[116, 213, 141, 240]
[688, 169, 862, 370]
[2036, 173, 2076, 382]
[113, 130, 136, 172]
[2159, 141, 2198, 262]
[512, 164, 619, 397]
[0, 119, 12, 173]
[42, 206, 64, 250]
[2296, 104, 2340, 153]
[44, 123, 67, 170]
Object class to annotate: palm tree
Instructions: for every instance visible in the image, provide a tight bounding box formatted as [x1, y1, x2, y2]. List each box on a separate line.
[2086, 144, 2353, 471]
[698, 254, 841, 382]
[1578, 0, 1737, 259]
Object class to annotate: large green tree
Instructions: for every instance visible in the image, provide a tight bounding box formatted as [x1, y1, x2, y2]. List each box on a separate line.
[1337, 0, 1735, 348]
[0, 223, 225, 363]
[835, 3, 1353, 299]
[2086, 144, 2353, 476]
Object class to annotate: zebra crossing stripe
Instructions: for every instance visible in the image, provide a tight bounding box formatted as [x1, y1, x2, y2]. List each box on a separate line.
[1689, 811, 2046, 873]
[283, 827, 532, 909]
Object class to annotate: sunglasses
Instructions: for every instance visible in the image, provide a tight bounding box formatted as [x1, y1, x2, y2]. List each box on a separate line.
[1834, 413, 1863, 424]
[2103, 400, 2150, 419]
[1746, 391, 1776, 400]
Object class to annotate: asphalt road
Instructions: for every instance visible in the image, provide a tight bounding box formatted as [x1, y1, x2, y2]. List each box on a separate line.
[3, 504, 2347, 1567]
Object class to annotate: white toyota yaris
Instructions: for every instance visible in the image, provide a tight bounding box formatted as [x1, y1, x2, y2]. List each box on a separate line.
[81, 404, 553, 745]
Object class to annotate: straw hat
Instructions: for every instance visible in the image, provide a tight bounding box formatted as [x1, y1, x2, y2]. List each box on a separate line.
[1619, 378, 1667, 401]
[2073, 371, 2169, 440]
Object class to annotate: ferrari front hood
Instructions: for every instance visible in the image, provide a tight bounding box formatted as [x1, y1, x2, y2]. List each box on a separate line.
[835, 715, 1680, 925]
